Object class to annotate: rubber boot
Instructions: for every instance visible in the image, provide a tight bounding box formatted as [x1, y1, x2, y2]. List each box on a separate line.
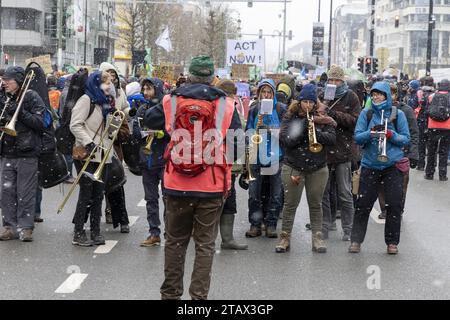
[220, 214, 248, 250]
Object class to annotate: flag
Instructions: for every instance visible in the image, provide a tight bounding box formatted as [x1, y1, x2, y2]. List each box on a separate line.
[155, 26, 173, 52]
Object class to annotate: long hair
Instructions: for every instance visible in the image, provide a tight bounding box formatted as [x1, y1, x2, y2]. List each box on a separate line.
[61, 68, 89, 125]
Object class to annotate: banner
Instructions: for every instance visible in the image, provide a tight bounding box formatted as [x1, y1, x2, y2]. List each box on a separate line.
[231, 64, 251, 81]
[312, 22, 324, 57]
[25, 55, 53, 74]
[264, 73, 285, 83]
[226, 39, 265, 67]
[153, 64, 183, 83]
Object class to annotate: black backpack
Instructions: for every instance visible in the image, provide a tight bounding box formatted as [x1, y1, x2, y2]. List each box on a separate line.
[428, 92, 450, 122]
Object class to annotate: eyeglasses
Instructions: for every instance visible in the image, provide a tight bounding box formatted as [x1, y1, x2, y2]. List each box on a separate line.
[371, 92, 384, 98]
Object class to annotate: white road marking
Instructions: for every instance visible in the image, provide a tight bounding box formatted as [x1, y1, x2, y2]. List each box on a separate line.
[55, 274, 88, 294]
[129, 216, 139, 226]
[137, 199, 146, 207]
[370, 208, 385, 224]
[94, 240, 118, 254]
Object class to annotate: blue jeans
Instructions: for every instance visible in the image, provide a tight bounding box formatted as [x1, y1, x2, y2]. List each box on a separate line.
[64, 154, 74, 176]
[142, 168, 164, 237]
[248, 165, 283, 228]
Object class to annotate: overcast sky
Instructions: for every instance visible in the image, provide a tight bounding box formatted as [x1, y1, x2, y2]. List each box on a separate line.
[229, 0, 349, 66]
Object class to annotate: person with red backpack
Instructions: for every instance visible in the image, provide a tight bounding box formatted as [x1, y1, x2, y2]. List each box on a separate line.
[143, 56, 242, 300]
[424, 79, 450, 181]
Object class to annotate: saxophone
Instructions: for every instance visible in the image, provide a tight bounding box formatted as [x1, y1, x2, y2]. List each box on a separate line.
[306, 109, 323, 153]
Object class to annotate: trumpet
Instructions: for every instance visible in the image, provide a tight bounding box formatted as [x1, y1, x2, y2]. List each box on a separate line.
[306, 109, 323, 153]
[377, 110, 389, 163]
[57, 110, 126, 214]
[143, 130, 165, 155]
[0, 70, 35, 137]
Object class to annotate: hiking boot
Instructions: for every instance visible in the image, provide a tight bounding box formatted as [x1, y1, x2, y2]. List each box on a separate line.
[439, 176, 448, 182]
[312, 232, 327, 253]
[245, 226, 262, 238]
[105, 209, 113, 224]
[140, 235, 161, 247]
[305, 223, 311, 230]
[72, 231, 94, 247]
[342, 232, 351, 242]
[275, 232, 290, 253]
[387, 244, 398, 255]
[378, 211, 386, 219]
[220, 215, 248, 250]
[348, 242, 361, 253]
[91, 233, 106, 246]
[20, 229, 33, 242]
[34, 217, 44, 223]
[120, 224, 130, 234]
[424, 174, 434, 180]
[265, 226, 278, 238]
[0, 229, 18, 241]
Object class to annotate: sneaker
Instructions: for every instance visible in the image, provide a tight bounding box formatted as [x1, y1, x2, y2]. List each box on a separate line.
[120, 224, 130, 233]
[91, 233, 106, 246]
[0, 229, 18, 241]
[439, 176, 448, 182]
[34, 217, 44, 223]
[424, 174, 434, 180]
[245, 226, 262, 238]
[387, 244, 398, 255]
[348, 242, 361, 253]
[342, 232, 351, 242]
[265, 226, 278, 239]
[19, 229, 33, 242]
[140, 235, 161, 247]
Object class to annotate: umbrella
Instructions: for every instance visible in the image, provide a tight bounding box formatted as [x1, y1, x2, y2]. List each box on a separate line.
[344, 68, 367, 82]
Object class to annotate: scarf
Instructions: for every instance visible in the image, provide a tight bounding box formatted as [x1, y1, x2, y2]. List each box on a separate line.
[335, 82, 349, 99]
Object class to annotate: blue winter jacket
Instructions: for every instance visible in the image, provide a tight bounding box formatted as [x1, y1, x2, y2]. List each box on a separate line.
[354, 81, 410, 170]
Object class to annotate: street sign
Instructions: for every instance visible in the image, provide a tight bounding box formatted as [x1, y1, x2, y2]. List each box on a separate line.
[226, 39, 265, 67]
[312, 22, 325, 57]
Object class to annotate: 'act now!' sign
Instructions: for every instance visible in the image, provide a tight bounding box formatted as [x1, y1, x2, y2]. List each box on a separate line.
[226, 39, 265, 67]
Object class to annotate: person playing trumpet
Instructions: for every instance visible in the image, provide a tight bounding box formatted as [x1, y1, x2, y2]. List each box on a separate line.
[350, 82, 410, 255]
[0, 66, 46, 242]
[276, 84, 336, 253]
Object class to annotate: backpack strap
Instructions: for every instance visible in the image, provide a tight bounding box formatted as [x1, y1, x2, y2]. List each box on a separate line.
[215, 97, 227, 132]
[366, 106, 398, 131]
[170, 95, 177, 132]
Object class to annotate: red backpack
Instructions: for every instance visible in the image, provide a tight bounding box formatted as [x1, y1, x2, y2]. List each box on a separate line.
[164, 97, 223, 177]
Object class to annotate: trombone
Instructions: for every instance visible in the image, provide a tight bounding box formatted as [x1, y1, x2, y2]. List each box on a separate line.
[0, 70, 35, 138]
[306, 109, 323, 153]
[57, 110, 126, 214]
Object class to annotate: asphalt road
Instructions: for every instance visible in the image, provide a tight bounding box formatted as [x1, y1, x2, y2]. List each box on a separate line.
[0, 167, 449, 300]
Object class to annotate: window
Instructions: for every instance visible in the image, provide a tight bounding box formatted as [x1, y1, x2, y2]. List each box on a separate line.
[15, 8, 40, 32]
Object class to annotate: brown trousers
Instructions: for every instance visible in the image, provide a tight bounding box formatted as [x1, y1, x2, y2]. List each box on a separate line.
[160, 195, 224, 300]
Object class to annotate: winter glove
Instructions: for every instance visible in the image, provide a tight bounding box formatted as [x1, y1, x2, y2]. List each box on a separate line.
[84, 142, 96, 155]
[386, 129, 393, 140]
[409, 159, 418, 169]
[128, 107, 137, 118]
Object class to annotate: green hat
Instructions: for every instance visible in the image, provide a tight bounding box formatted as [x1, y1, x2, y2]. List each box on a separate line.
[189, 55, 214, 77]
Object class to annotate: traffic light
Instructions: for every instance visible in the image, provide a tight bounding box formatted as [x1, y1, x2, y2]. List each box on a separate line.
[288, 30, 292, 40]
[357, 57, 364, 73]
[259, 29, 263, 39]
[365, 56, 372, 74]
[248, 1, 253, 7]
[372, 58, 379, 74]
[395, 15, 400, 28]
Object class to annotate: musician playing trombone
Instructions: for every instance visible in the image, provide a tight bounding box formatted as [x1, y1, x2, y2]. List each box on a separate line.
[350, 82, 410, 255]
[0, 66, 46, 242]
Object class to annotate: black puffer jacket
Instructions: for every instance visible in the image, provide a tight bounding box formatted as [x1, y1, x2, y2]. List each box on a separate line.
[0, 90, 46, 158]
[280, 113, 336, 173]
